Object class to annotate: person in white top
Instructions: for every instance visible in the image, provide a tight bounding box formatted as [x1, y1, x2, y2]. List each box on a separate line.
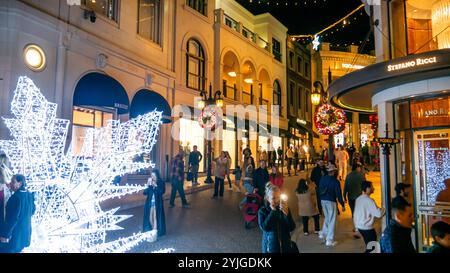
[335, 146, 349, 182]
[353, 181, 386, 253]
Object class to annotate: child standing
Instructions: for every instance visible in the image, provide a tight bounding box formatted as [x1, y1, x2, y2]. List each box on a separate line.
[232, 165, 242, 192]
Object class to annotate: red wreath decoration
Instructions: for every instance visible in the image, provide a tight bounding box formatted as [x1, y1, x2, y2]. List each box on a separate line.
[198, 105, 217, 131]
[314, 104, 346, 135]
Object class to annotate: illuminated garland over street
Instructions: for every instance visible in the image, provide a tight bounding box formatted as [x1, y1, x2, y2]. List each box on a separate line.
[314, 104, 346, 135]
[0, 76, 164, 253]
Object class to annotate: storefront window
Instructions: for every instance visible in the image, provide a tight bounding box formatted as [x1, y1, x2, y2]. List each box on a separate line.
[222, 125, 236, 169]
[72, 106, 114, 156]
[180, 118, 205, 172]
[390, 0, 450, 58]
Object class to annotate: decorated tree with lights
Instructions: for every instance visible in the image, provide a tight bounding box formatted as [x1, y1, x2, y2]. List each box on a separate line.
[0, 76, 169, 253]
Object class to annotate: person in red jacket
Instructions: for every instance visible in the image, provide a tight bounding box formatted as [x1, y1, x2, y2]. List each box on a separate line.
[269, 165, 284, 188]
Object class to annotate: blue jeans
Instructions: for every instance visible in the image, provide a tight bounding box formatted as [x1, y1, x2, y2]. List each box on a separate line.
[214, 177, 224, 197]
[321, 200, 337, 242]
[170, 178, 187, 205]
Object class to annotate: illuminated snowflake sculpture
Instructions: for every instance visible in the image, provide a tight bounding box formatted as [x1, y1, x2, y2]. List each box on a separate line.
[0, 76, 163, 253]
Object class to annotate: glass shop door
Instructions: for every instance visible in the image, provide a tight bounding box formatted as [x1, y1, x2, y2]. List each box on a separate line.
[413, 129, 450, 252]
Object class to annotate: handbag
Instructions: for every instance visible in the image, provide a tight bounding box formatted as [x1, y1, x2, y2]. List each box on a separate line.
[186, 171, 193, 181]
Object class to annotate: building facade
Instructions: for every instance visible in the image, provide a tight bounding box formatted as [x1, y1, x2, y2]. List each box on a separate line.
[0, 0, 288, 180]
[328, 0, 450, 252]
[286, 39, 313, 158]
[312, 42, 375, 151]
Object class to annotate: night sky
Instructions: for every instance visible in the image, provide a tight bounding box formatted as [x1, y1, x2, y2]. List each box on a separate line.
[235, 0, 375, 54]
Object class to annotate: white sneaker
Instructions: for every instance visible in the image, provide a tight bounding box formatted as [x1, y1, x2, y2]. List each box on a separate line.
[229, 187, 233, 191]
[236, 188, 241, 193]
[325, 240, 338, 247]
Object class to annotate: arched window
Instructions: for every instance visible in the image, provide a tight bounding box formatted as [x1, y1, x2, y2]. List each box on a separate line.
[186, 39, 205, 91]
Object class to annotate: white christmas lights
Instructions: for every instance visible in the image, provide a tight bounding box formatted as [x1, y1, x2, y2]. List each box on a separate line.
[418, 141, 450, 203]
[0, 76, 164, 252]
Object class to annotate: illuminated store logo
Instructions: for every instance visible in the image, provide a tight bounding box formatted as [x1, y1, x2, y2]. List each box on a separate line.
[387, 57, 437, 72]
[342, 63, 365, 70]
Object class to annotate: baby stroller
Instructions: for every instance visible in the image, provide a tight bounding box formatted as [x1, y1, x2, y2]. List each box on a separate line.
[242, 193, 262, 229]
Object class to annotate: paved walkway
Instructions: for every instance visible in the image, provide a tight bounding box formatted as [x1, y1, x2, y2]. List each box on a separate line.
[107, 169, 382, 253]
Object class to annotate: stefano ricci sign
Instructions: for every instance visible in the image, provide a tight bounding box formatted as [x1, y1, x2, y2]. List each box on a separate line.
[387, 56, 437, 72]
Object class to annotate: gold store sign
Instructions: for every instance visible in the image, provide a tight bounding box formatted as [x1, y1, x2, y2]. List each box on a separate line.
[387, 57, 437, 72]
[411, 96, 450, 128]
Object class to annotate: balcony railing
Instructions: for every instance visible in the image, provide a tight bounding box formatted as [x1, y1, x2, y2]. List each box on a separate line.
[242, 91, 253, 105]
[258, 37, 270, 53]
[224, 14, 239, 32]
[242, 27, 257, 43]
[216, 10, 272, 55]
[223, 80, 237, 101]
[260, 98, 270, 108]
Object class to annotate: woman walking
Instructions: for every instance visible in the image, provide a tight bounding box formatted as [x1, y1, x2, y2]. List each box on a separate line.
[143, 169, 166, 238]
[295, 178, 320, 235]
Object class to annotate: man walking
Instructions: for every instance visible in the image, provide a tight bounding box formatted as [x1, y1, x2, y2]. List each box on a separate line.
[169, 148, 189, 208]
[188, 145, 202, 186]
[335, 146, 349, 182]
[353, 181, 385, 252]
[286, 146, 294, 176]
[253, 159, 270, 199]
[344, 163, 364, 238]
[277, 146, 283, 166]
[380, 197, 415, 253]
[318, 165, 346, 247]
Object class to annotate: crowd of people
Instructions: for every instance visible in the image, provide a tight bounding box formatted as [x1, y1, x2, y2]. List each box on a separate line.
[0, 141, 449, 254]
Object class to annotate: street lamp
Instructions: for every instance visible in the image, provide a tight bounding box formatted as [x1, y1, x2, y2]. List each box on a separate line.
[198, 83, 223, 184]
[198, 84, 223, 109]
[312, 81, 328, 106]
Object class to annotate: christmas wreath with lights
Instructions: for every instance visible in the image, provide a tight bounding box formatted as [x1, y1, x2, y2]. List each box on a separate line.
[314, 104, 346, 135]
[198, 105, 217, 131]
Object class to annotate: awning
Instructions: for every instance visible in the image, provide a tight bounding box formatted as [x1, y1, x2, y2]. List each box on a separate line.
[130, 89, 172, 123]
[328, 49, 450, 113]
[73, 72, 129, 114]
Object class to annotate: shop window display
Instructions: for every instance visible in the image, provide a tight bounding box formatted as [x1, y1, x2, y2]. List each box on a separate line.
[180, 118, 205, 172]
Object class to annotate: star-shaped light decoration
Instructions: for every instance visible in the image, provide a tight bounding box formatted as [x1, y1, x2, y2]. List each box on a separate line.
[312, 35, 320, 51]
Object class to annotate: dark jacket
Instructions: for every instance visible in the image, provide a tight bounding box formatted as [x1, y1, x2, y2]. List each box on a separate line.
[318, 175, 345, 207]
[427, 242, 450, 253]
[310, 166, 324, 186]
[188, 151, 202, 166]
[380, 220, 416, 253]
[253, 168, 269, 198]
[343, 171, 364, 201]
[143, 178, 166, 237]
[1, 190, 35, 253]
[258, 204, 296, 253]
[170, 155, 184, 182]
